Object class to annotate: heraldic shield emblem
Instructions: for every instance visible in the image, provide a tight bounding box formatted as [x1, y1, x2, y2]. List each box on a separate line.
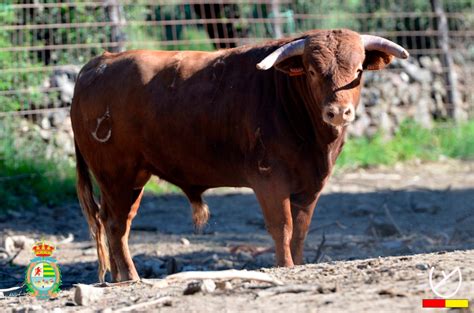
[25, 241, 61, 299]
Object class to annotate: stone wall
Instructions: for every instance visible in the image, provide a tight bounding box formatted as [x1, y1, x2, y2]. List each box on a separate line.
[350, 56, 472, 137]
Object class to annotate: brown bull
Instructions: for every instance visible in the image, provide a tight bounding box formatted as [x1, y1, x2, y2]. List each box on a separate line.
[71, 29, 408, 282]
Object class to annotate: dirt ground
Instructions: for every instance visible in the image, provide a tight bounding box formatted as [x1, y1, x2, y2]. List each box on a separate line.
[1, 160, 474, 312]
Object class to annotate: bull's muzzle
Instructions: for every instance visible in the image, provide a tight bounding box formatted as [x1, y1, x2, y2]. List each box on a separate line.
[322, 104, 355, 127]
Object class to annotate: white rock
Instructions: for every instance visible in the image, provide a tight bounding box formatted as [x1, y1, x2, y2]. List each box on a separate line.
[223, 281, 233, 290]
[82, 248, 96, 256]
[180, 237, 190, 246]
[400, 72, 410, 83]
[74, 284, 104, 306]
[4, 235, 34, 254]
[54, 131, 75, 156]
[40, 116, 51, 130]
[52, 111, 69, 128]
[13, 305, 45, 313]
[59, 233, 74, 244]
[39, 129, 51, 141]
[200, 279, 216, 293]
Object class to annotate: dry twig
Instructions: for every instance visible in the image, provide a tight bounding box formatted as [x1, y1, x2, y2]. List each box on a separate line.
[383, 204, 404, 236]
[313, 232, 326, 263]
[94, 280, 138, 288]
[166, 269, 283, 285]
[0, 285, 23, 293]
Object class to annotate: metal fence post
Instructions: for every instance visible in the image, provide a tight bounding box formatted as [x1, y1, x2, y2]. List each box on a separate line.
[103, 0, 126, 52]
[430, 0, 464, 122]
[271, 0, 282, 39]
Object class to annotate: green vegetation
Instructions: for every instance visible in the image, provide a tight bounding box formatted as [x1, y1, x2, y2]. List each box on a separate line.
[144, 177, 180, 194]
[337, 120, 474, 169]
[0, 118, 76, 210]
[0, 117, 179, 212]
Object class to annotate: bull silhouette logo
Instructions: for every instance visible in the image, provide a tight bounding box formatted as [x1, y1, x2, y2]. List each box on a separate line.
[429, 266, 462, 299]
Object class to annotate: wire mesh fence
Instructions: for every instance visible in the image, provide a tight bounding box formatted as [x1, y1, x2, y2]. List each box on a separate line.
[0, 0, 473, 192]
[0, 0, 472, 118]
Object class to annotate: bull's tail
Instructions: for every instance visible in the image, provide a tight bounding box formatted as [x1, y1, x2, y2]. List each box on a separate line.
[191, 200, 210, 231]
[75, 141, 110, 282]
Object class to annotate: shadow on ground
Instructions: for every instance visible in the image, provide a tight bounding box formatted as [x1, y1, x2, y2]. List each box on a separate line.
[1, 188, 474, 288]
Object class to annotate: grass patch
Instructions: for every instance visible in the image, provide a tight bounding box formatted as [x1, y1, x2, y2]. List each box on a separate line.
[144, 177, 180, 194]
[337, 119, 474, 169]
[0, 118, 76, 211]
[0, 118, 178, 212]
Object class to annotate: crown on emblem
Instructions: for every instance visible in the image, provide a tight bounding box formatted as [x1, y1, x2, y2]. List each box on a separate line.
[32, 242, 55, 257]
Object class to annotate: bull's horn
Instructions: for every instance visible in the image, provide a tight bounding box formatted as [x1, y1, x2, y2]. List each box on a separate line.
[361, 35, 409, 59]
[256, 39, 306, 70]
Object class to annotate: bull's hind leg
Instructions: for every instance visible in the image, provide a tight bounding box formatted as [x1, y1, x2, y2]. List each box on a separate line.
[99, 167, 150, 282]
[100, 187, 145, 282]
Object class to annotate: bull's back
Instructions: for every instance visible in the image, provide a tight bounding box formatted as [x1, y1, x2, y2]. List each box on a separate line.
[71, 49, 251, 187]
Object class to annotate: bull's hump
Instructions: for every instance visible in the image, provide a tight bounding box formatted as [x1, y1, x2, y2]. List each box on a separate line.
[135, 50, 226, 84]
[76, 56, 109, 88]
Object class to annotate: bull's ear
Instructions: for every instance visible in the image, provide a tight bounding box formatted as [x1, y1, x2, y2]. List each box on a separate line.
[363, 50, 394, 71]
[274, 56, 305, 76]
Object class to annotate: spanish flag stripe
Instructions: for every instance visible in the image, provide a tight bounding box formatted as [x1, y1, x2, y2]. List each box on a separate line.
[445, 299, 469, 308]
[422, 299, 445, 308]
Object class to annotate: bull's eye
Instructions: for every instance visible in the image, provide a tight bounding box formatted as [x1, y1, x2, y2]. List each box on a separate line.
[308, 69, 316, 76]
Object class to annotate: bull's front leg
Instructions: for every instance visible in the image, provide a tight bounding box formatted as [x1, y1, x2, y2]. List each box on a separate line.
[253, 183, 294, 267]
[290, 198, 317, 265]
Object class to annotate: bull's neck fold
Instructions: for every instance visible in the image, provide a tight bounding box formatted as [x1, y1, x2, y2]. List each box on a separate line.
[274, 68, 346, 168]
